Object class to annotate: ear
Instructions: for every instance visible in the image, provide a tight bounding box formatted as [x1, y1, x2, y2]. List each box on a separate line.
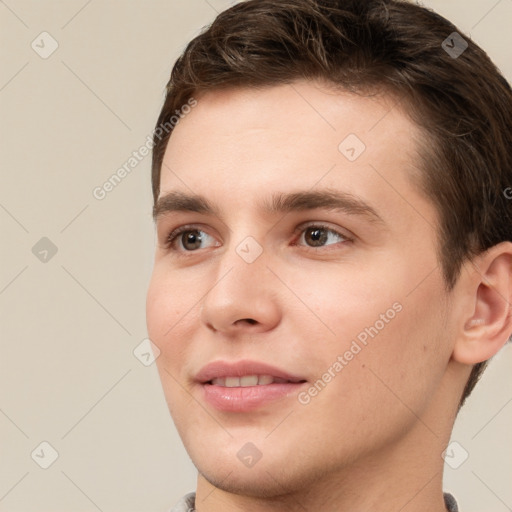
[452, 242, 512, 365]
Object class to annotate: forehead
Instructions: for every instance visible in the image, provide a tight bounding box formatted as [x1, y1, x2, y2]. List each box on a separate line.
[158, 80, 435, 231]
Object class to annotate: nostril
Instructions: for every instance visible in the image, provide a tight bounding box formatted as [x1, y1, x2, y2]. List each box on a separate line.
[241, 318, 257, 325]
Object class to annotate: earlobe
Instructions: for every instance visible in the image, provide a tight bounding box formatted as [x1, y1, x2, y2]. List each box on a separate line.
[453, 243, 512, 366]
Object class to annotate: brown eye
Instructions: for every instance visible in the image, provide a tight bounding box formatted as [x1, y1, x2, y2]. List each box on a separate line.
[298, 225, 348, 248]
[165, 225, 219, 253]
[180, 230, 203, 250]
[304, 227, 329, 247]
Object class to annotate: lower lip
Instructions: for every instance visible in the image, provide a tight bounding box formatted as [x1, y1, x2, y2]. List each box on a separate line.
[201, 382, 307, 412]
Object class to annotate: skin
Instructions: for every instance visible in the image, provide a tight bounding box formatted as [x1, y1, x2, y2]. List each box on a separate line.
[146, 80, 512, 512]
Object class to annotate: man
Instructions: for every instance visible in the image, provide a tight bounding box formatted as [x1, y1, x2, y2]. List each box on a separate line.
[146, 0, 512, 510]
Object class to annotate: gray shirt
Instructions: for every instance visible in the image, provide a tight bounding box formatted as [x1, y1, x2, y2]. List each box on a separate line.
[168, 491, 459, 511]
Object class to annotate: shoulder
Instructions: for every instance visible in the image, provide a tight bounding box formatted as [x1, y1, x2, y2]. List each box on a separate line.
[167, 491, 196, 512]
[444, 492, 459, 512]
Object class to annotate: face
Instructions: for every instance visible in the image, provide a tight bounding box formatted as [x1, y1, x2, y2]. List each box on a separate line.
[146, 81, 457, 496]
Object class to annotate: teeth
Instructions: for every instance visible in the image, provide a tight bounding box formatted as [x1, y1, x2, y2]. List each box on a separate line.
[210, 374, 286, 387]
[257, 375, 274, 385]
[225, 376, 240, 388]
[240, 375, 258, 387]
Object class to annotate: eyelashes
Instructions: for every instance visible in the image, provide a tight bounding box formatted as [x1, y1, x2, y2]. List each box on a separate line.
[291, 224, 351, 249]
[165, 225, 218, 252]
[163, 222, 353, 255]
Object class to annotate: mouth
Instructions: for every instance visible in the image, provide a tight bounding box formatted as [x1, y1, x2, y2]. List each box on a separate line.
[196, 360, 308, 412]
[206, 375, 307, 387]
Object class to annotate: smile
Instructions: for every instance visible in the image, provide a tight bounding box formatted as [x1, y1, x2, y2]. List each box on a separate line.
[209, 375, 303, 387]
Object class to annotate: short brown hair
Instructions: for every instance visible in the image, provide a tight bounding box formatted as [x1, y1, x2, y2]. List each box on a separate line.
[151, 0, 512, 407]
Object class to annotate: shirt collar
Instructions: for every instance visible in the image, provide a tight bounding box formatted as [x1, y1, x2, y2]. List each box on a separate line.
[170, 491, 459, 511]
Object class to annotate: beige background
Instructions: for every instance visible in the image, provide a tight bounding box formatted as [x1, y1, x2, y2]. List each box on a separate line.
[0, 1, 511, 510]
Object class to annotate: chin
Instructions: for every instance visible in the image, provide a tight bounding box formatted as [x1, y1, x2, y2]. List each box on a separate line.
[189, 435, 337, 502]
[197, 461, 302, 500]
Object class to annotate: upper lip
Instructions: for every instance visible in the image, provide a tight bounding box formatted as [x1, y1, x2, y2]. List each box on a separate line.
[195, 360, 307, 384]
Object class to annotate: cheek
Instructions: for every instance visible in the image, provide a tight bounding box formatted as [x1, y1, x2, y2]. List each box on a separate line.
[293, 266, 404, 349]
[147, 267, 190, 335]
[146, 277, 169, 342]
[295, 263, 448, 405]
[146, 272, 200, 418]
[146, 269, 193, 368]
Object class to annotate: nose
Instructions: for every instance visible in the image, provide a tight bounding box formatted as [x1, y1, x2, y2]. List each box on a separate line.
[200, 244, 281, 336]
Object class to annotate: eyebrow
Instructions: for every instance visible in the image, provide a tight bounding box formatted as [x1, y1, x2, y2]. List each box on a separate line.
[153, 189, 384, 224]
